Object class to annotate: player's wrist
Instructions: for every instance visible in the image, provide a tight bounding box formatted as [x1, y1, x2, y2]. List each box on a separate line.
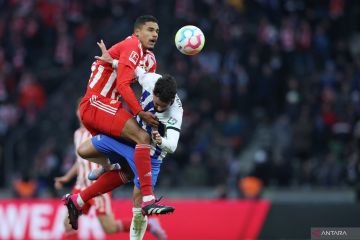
[112, 59, 119, 69]
[137, 110, 145, 117]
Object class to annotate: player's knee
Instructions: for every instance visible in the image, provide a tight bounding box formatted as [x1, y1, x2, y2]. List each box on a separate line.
[77, 143, 89, 159]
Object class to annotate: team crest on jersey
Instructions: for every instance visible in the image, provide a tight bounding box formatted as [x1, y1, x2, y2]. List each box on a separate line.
[129, 51, 139, 65]
[110, 100, 117, 104]
[167, 117, 177, 125]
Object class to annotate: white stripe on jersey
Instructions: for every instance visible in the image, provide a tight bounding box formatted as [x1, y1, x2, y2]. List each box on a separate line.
[100, 70, 117, 96]
[89, 65, 104, 88]
[90, 98, 116, 115]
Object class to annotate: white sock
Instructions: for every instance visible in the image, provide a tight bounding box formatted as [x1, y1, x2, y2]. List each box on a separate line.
[130, 208, 148, 240]
[143, 195, 155, 202]
[76, 194, 85, 207]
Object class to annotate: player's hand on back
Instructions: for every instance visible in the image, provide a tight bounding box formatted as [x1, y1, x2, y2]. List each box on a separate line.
[138, 111, 159, 128]
[95, 39, 113, 64]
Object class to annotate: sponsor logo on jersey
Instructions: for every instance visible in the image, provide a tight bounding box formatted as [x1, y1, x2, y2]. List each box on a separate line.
[129, 51, 139, 65]
[167, 117, 178, 125]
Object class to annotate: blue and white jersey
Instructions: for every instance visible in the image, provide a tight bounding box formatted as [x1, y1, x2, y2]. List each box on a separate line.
[135, 68, 183, 161]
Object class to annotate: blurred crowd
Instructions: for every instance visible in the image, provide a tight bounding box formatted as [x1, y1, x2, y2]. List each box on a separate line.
[2, 0, 360, 198]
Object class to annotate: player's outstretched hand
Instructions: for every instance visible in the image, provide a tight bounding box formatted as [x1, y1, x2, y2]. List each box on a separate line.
[54, 176, 69, 190]
[95, 39, 113, 64]
[138, 111, 159, 128]
[151, 131, 162, 145]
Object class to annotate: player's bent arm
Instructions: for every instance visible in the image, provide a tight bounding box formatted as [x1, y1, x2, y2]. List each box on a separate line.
[63, 161, 79, 180]
[158, 128, 180, 153]
[54, 161, 79, 189]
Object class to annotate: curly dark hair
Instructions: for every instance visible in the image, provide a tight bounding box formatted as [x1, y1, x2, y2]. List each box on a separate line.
[134, 15, 158, 30]
[153, 74, 177, 103]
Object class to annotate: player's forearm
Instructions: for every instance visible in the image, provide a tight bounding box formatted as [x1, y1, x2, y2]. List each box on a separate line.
[158, 129, 180, 153]
[64, 161, 79, 180]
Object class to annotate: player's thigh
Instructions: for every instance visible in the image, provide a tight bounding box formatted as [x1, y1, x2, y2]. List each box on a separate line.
[121, 117, 150, 144]
[77, 138, 106, 159]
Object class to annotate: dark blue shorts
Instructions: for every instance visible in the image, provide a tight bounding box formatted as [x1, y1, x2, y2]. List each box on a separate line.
[91, 134, 162, 189]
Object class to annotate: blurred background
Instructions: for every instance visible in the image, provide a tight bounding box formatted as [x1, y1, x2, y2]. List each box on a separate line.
[1, 0, 360, 239]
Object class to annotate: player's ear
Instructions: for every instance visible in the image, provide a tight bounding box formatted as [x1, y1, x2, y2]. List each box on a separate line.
[134, 27, 140, 37]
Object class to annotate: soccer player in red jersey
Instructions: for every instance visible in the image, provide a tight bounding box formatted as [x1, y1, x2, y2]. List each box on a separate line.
[63, 15, 174, 217]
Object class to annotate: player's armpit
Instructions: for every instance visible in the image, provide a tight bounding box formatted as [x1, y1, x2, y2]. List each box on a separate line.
[116, 64, 142, 115]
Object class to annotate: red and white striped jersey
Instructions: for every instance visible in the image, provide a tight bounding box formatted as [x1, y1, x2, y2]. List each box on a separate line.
[73, 127, 99, 190]
[86, 34, 157, 101]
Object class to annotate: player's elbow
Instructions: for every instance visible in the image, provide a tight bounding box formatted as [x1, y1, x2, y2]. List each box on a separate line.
[166, 144, 177, 154]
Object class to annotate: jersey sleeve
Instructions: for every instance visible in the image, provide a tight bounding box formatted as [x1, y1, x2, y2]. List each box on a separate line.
[158, 99, 183, 153]
[165, 96, 183, 131]
[115, 37, 143, 115]
[135, 68, 161, 92]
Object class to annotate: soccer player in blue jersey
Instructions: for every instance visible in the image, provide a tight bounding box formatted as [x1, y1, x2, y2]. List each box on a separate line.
[64, 42, 183, 239]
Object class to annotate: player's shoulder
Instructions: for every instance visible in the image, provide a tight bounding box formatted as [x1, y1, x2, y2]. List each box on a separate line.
[170, 95, 183, 114]
[139, 72, 162, 91]
[121, 35, 142, 50]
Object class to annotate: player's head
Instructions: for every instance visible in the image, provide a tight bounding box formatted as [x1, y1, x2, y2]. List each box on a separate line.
[153, 74, 177, 113]
[134, 15, 159, 50]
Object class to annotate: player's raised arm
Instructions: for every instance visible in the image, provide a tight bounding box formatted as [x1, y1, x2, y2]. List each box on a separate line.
[115, 39, 143, 116]
[95, 39, 114, 65]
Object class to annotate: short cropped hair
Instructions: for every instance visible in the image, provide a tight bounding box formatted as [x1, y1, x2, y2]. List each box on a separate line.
[134, 15, 158, 30]
[153, 75, 177, 103]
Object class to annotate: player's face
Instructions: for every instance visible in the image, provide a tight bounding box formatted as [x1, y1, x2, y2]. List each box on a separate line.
[153, 94, 171, 113]
[135, 21, 159, 50]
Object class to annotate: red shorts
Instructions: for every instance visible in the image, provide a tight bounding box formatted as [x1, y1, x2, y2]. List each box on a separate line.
[79, 93, 133, 137]
[72, 188, 113, 216]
